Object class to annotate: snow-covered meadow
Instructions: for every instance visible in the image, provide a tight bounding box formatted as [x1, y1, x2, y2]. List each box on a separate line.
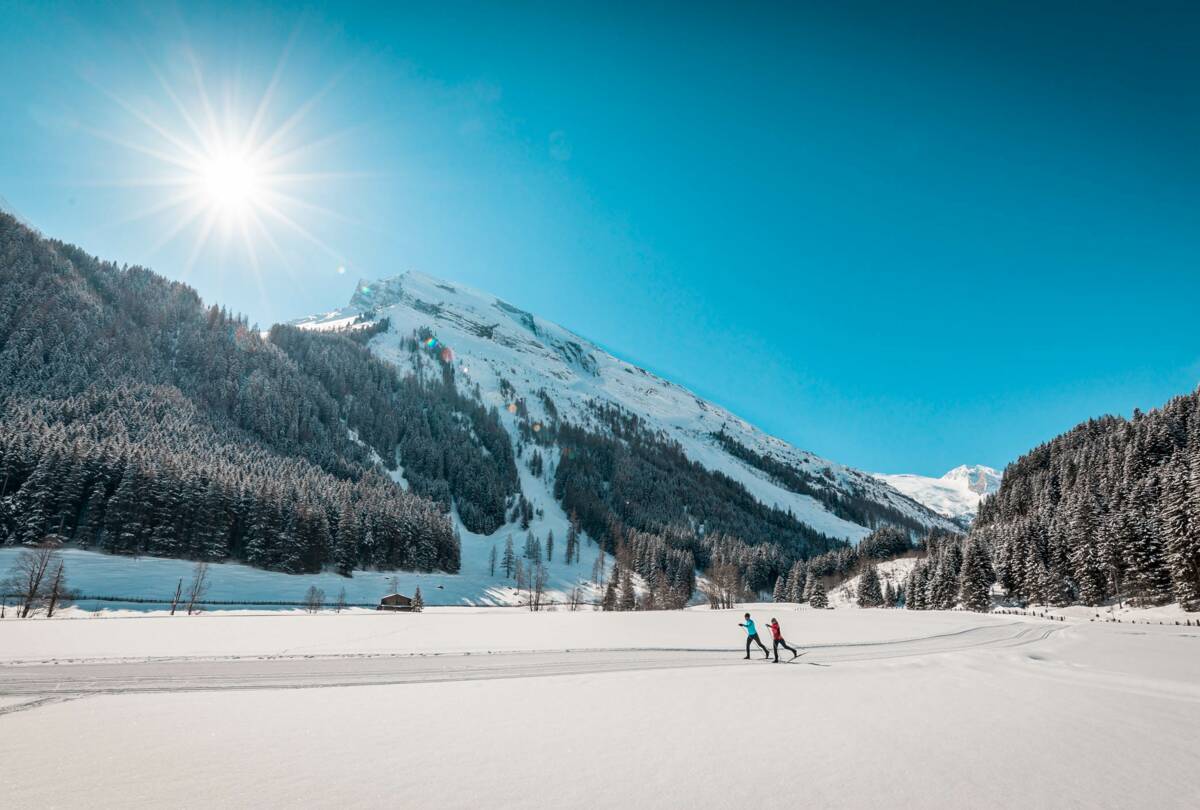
[0, 519, 607, 610]
[2, 605, 1197, 809]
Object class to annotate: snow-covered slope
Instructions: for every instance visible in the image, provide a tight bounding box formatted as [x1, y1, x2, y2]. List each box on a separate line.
[829, 557, 918, 608]
[297, 271, 958, 544]
[872, 465, 1001, 526]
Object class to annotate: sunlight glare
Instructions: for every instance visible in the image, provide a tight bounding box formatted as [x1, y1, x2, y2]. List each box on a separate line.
[198, 149, 261, 216]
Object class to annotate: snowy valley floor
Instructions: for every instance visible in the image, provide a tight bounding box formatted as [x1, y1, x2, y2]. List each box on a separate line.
[2, 607, 1198, 809]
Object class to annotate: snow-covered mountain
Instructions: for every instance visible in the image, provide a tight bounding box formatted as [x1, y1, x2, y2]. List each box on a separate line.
[872, 465, 1001, 526]
[296, 271, 959, 544]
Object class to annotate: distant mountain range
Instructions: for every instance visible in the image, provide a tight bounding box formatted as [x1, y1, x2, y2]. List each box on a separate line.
[872, 465, 1001, 526]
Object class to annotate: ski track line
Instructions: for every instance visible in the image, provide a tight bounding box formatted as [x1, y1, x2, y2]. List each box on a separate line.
[0, 695, 86, 717]
[0, 619, 1034, 667]
[0, 621, 1056, 713]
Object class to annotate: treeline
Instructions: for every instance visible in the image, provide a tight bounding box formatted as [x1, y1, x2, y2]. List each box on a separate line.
[712, 430, 942, 535]
[903, 532, 992, 612]
[555, 402, 845, 588]
[0, 386, 459, 573]
[764, 525, 937, 606]
[0, 212, 460, 573]
[971, 390, 1200, 610]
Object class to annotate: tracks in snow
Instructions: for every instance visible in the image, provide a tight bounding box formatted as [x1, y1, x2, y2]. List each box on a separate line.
[0, 621, 1058, 711]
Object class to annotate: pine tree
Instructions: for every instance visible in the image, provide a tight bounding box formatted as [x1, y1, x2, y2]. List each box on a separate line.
[545, 530, 554, 563]
[1127, 480, 1172, 603]
[567, 513, 580, 564]
[1164, 452, 1200, 609]
[786, 561, 806, 602]
[959, 538, 992, 612]
[333, 507, 358, 577]
[79, 479, 109, 547]
[906, 564, 927, 610]
[103, 465, 145, 554]
[772, 574, 788, 603]
[883, 581, 896, 607]
[601, 569, 619, 611]
[501, 535, 516, 577]
[619, 570, 636, 611]
[411, 586, 424, 612]
[1068, 495, 1105, 605]
[489, 544, 497, 577]
[856, 564, 883, 608]
[803, 570, 819, 602]
[809, 580, 828, 609]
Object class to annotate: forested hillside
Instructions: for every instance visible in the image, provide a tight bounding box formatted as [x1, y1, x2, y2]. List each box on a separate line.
[556, 403, 846, 593]
[0, 212, 474, 573]
[268, 323, 519, 534]
[970, 391, 1200, 610]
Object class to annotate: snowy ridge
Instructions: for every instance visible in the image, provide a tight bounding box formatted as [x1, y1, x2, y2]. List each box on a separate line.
[297, 271, 959, 543]
[872, 465, 1001, 526]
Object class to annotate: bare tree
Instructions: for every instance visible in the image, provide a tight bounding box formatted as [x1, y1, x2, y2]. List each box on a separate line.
[700, 564, 742, 610]
[185, 562, 210, 615]
[335, 587, 347, 613]
[568, 582, 584, 611]
[2, 543, 59, 618]
[515, 558, 527, 600]
[169, 577, 184, 616]
[303, 585, 326, 614]
[43, 559, 70, 618]
[530, 562, 548, 611]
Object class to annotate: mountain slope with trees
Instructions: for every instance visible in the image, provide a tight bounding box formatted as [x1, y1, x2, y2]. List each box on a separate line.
[0, 212, 472, 573]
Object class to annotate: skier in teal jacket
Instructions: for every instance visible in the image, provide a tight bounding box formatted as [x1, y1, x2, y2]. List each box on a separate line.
[739, 612, 770, 660]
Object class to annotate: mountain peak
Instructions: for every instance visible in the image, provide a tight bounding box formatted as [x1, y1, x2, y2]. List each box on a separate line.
[872, 464, 1001, 526]
[296, 271, 961, 543]
[941, 465, 1001, 495]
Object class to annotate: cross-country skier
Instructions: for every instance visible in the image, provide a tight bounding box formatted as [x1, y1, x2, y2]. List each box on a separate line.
[767, 617, 800, 662]
[739, 612, 770, 660]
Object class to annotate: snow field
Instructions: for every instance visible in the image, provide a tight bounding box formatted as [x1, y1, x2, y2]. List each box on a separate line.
[0, 608, 1197, 808]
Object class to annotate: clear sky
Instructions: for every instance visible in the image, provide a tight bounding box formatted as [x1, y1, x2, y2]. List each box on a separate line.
[2, 1, 1198, 477]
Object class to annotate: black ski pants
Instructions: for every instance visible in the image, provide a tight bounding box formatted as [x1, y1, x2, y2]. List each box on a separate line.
[746, 633, 769, 657]
[772, 637, 798, 660]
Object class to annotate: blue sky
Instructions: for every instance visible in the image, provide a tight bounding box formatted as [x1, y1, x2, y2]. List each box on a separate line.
[2, 1, 1198, 476]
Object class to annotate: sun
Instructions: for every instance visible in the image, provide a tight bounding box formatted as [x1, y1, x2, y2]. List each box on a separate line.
[90, 43, 357, 285]
[197, 147, 263, 218]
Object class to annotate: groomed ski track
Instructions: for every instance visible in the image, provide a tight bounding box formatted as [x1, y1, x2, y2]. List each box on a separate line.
[0, 621, 1058, 707]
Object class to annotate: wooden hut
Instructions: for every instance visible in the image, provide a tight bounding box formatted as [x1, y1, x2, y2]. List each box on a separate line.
[377, 593, 414, 612]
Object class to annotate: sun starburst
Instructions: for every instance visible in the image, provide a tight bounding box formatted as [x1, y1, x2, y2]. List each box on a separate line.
[86, 39, 364, 299]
